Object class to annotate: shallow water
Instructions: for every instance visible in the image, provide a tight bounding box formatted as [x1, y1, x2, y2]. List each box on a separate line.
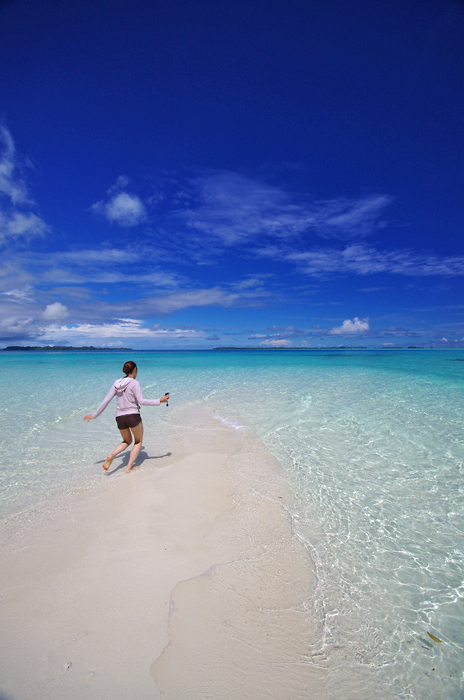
[1, 348, 464, 699]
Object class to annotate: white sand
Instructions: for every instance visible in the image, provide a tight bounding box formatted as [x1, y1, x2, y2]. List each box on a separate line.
[0, 404, 325, 700]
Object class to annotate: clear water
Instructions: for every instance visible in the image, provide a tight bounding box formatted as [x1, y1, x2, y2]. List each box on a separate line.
[1, 348, 464, 699]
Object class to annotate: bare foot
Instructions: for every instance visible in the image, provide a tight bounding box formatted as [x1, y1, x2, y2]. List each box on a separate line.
[103, 455, 114, 471]
[125, 465, 135, 473]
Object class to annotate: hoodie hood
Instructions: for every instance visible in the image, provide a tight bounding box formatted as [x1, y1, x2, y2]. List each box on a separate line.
[114, 377, 133, 394]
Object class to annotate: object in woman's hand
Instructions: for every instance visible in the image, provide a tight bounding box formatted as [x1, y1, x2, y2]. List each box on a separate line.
[165, 392, 169, 406]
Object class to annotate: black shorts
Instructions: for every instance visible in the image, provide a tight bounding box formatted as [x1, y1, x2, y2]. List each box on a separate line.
[116, 413, 142, 430]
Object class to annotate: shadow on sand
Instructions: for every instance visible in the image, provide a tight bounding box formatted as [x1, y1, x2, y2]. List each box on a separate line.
[0, 691, 18, 700]
[97, 450, 172, 474]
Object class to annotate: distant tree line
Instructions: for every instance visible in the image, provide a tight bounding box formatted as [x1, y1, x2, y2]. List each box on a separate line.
[3, 346, 133, 351]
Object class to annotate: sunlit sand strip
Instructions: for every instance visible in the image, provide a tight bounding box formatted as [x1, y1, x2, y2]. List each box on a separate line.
[0, 402, 324, 700]
[151, 404, 326, 699]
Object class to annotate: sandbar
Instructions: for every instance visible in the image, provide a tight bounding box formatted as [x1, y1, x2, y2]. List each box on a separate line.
[0, 403, 325, 699]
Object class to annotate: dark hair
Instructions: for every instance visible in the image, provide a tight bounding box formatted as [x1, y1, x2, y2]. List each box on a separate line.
[122, 360, 137, 376]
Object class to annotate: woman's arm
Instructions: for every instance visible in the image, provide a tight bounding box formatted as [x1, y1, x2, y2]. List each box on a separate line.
[83, 385, 117, 421]
[131, 380, 163, 406]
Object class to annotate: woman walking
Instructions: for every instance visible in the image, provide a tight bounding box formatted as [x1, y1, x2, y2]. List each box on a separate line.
[84, 360, 169, 473]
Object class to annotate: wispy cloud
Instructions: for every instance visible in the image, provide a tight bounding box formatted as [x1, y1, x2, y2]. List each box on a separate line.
[53, 247, 142, 265]
[0, 296, 37, 342]
[82, 284, 267, 318]
[381, 326, 421, 338]
[174, 171, 308, 244]
[0, 125, 31, 205]
[34, 318, 211, 346]
[0, 262, 34, 293]
[0, 275, 267, 342]
[0, 125, 48, 242]
[143, 287, 240, 315]
[317, 196, 391, 238]
[145, 170, 463, 280]
[269, 244, 464, 278]
[89, 170, 395, 274]
[0, 211, 47, 239]
[172, 170, 391, 247]
[259, 338, 294, 347]
[19, 246, 182, 290]
[2, 138, 462, 349]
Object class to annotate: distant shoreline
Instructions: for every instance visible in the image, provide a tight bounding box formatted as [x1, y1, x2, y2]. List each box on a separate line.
[2, 345, 433, 352]
[2, 346, 133, 352]
[215, 346, 376, 350]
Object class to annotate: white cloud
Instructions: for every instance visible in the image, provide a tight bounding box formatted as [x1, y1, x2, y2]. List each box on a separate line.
[105, 193, 146, 226]
[329, 317, 370, 335]
[92, 192, 147, 227]
[42, 302, 69, 321]
[0, 125, 48, 242]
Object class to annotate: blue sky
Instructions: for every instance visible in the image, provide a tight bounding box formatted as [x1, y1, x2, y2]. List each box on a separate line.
[1, 0, 463, 348]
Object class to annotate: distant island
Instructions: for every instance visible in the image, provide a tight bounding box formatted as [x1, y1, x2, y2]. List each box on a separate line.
[3, 346, 133, 351]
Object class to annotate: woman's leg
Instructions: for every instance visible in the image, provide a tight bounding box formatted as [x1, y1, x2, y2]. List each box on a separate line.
[102, 428, 132, 471]
[125, 421, 144, 473]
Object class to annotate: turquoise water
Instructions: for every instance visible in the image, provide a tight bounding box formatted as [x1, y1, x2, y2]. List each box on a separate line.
[1, 348, 464, 699]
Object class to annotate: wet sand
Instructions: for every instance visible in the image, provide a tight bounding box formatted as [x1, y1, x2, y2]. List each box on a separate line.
[0, 404, 325, 700]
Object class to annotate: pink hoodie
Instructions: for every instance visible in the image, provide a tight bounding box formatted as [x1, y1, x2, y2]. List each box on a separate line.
[92, 377, 160, 418]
